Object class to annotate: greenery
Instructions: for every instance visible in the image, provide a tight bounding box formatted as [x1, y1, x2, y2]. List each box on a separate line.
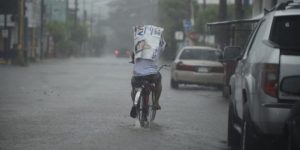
[158, 0, 198, 60]
[88, 34, 106, 57]
[157, 0, 254, 58]
[194, 5, 219, 34]
[47, 21, 68, 44]
[47, 20, 105, 57]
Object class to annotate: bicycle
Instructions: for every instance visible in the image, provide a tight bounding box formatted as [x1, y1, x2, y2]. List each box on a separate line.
[132, 64, 169, 128]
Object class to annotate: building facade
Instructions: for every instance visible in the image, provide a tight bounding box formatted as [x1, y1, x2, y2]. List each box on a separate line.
[44, 0, 68, 22]
[0, 0, 19, 64]
[252, 0, 291, 17]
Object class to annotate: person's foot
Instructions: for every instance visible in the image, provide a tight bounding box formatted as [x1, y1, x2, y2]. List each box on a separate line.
[153, 104, 161, 110]
[142, 113, 148, 122]
[130, 106, 137, 118]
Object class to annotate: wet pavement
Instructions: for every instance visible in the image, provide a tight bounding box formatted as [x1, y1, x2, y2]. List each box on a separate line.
[0, 56, 229, 150]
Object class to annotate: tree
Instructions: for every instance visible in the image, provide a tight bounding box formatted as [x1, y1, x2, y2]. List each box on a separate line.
[47, 21, 68, 44]
[89, 34, 106, 56]
[106, 0, 158, 51]
[47, 21, 69, 56]
[195, 4, 218, 34]
[68, 23, 88, 46]
[47, 20, 89, 57]
[158, 0, 198, 60]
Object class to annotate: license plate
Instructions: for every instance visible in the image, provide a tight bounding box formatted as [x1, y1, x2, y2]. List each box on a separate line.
[198, 67, 208, 73]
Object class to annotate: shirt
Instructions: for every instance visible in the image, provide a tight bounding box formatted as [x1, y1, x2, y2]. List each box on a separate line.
[133, 59, 158, 76]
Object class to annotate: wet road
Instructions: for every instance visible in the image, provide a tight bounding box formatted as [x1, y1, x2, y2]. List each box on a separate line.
[0, 57, 229, 150]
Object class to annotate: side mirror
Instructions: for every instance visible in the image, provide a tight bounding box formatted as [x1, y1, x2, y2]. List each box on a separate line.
[223, 46, 243, 61]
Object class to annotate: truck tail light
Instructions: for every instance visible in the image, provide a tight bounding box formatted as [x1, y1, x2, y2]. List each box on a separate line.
[262, 63, 279, 97]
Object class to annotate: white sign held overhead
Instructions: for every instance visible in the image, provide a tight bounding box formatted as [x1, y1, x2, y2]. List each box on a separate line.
[133, 25, 164, 60]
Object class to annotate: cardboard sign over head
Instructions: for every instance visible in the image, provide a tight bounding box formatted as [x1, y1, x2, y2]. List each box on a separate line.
[133, 25, 164, 60]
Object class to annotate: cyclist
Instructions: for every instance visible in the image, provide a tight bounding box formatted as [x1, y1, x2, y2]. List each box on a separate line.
[130, 25, 166, 118]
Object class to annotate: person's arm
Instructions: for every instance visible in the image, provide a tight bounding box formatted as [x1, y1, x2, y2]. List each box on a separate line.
[159, 36, 167, 51]
[129, 51, 135, 64]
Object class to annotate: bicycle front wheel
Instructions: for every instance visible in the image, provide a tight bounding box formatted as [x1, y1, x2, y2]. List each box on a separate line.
[149, 90, 156, 122]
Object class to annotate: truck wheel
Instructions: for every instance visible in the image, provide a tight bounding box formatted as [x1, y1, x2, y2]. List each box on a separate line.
[240, 108, 262, 150]
[287, 102, 300, 150]
[228, 102, 240, 149]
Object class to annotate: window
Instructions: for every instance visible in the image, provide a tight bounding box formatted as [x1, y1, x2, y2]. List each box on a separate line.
[270, 16, 300, 49]
[179, 49, 219, 61]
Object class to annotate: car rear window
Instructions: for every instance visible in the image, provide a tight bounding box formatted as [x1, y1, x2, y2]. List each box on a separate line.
[179, 49, 220, 61]
[270, 16, 300, 49]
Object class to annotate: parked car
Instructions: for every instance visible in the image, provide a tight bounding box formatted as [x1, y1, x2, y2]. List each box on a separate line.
[170, 46, 224, 89]
[226, 2, 300, 150]
[114, 48, 130, 58]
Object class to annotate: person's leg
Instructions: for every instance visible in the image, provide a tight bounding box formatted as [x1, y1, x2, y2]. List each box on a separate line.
[154, 73, 162, 109]
[131, 76, 137, 102]
[130, 76, 137, 118]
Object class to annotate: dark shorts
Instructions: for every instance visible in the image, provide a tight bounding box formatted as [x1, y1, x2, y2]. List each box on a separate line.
[131, 72, 161, 88]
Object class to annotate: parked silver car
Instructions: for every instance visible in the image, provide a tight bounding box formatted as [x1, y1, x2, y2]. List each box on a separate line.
[170, 46, 223, 89]
[226, 2, 300, 150]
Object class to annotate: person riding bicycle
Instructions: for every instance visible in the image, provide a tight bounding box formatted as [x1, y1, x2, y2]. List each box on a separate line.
[130, 25, 166, 118]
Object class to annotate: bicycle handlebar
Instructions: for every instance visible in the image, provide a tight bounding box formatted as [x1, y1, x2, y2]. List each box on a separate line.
[129, 60, 170, 72]
[158, 64, 171, 72]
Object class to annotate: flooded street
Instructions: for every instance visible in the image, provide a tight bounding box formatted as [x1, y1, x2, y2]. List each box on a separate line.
[0, 56, 228, 150]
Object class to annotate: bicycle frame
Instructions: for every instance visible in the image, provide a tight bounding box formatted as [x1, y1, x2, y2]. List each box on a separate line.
[134, 80, 156, 128]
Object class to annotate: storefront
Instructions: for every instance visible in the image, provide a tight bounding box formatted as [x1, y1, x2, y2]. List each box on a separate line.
[0, 0, 18, 64]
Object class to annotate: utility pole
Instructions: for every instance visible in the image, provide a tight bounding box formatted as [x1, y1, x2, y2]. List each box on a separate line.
[75, 0, 78, 26]
[219, 0, 227, 21]
[83, 0, 87, 23]
[190, 0, 194, 27]
[217, 0, 228, 49]
[235, 0, 243, 20]
[17, 0, 25, 65]
[40, 0, 45, 59]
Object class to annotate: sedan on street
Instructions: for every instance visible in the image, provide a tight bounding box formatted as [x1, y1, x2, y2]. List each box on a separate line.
[170, 46, 224, 89]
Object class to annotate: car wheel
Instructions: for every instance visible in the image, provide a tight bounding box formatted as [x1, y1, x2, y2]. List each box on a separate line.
[286, 102, 300, 150]
[287, 126, 295, 150]
[171, 78, 179, 89]
[228, 102, 240, 149]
